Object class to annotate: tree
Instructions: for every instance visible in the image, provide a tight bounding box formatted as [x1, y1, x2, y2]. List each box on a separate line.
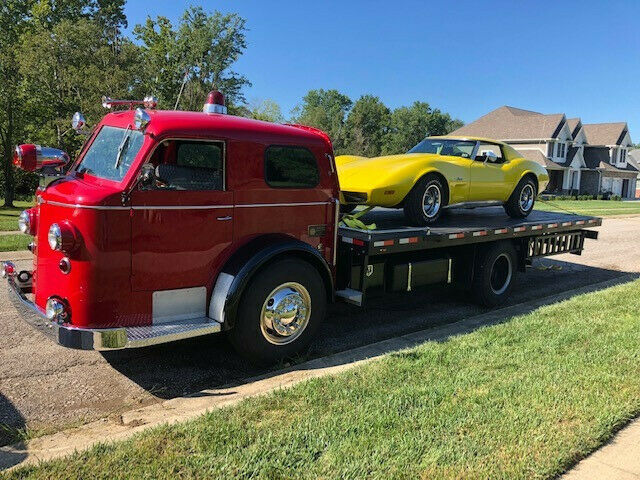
[291, 89, 352, 153]
[344, 95, 391, 157]
[0, 1, 34, 206]
[246, 99, 284, 123]
[133, 6, 250, 112]
[383, 102, 465, 155]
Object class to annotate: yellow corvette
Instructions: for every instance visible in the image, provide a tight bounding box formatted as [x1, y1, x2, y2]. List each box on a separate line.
[337, 136, 549, 226]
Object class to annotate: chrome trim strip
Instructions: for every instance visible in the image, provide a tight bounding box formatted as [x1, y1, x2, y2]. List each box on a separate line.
[43, 199, 329, 210]
[235, 201, 330, 208]
[444, 200, 504, 209]
[131, 205, 233, 210]
[44, 200, 130, 210]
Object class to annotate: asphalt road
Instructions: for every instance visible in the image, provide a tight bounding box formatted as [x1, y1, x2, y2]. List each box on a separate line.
[0, 216, 638, 445]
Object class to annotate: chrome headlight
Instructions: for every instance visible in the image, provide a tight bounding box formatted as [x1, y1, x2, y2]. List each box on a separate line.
[18, 210, 31, 234]
[45, 297, 68, 323]
[48, 223, 62, 251]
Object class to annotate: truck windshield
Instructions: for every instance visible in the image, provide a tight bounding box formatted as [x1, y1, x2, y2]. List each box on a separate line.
[76, 126, 144, 181]
[409, 139, 476, 158]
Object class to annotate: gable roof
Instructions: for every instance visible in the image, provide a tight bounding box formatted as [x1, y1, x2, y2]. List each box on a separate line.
[451, 106, 566, 141]
[515, 149, 564, 170]
[566, 118, 583, 138]
[582, 122, 628, 146]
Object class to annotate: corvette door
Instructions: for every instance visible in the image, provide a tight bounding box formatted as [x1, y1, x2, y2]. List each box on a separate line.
[469, 142, 510, 201]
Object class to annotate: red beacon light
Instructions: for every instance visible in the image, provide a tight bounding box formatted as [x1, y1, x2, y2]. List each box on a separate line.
[203, 90, 227, 114]
[13, 144, 69, 172]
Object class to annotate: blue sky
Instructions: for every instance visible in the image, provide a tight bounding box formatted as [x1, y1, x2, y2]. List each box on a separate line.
[124, 0, 640, 138]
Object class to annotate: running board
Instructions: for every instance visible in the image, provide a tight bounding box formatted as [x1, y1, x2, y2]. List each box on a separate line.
[336, 288, 363, 306]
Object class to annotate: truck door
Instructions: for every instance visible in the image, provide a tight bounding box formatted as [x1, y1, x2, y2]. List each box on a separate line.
[130, 139, 233, 292]
[469, 142, 510, 201]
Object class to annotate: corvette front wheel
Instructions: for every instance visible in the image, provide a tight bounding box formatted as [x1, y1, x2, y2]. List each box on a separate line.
[504, 177, 537, 218]
[403, 174, 446, 226]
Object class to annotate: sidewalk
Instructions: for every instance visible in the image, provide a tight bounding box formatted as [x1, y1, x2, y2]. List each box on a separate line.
[563, 418, 640, 479]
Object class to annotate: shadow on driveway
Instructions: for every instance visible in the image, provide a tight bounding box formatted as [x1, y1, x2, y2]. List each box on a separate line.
[101, 259, 636, 400]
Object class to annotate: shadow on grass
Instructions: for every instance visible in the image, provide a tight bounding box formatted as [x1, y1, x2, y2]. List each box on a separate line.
[0, 394, 27, 468]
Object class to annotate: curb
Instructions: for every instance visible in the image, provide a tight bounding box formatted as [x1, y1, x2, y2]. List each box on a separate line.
[0, 273, 636, 470]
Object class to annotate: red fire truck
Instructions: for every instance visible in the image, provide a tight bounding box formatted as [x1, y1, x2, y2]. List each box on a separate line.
[3, 92, 601, 363]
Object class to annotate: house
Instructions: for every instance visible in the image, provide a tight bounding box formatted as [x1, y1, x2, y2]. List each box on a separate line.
[451, 106, 638, 198]
[582, 123, 637, 197]
[627, 149, 640, 197]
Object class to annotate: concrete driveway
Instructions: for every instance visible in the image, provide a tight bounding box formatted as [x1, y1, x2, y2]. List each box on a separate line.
[0, 216, 638, 444]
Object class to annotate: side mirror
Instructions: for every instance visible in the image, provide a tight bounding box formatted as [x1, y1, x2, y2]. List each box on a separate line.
[484, 151, 499, 163]
[138, 164, 156, 188]
[72, 112, 89, 136]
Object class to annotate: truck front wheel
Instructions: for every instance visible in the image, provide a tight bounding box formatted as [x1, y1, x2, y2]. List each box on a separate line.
[228, 258, 326, 364]
[471, 242, 517, 307]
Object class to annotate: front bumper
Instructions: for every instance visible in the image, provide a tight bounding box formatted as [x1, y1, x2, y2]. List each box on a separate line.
[5, 268, 222, 351]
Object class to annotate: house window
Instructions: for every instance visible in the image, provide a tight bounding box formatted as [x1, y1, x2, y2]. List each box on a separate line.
[621, 149, 626, 163]
[264, 146, 320, 188]
[548, 142, 555, 157]
[556, 142, 565, 159]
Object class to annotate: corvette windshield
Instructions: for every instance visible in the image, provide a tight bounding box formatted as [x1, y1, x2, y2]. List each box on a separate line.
[76, 126, 144, 181]
[409, 139, 476, 158]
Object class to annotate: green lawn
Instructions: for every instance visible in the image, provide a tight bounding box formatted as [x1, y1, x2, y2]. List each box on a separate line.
[9, 279, 640, 479]
[0, 234, 32, 252]
[536, 199, 640, 216]
[0, 200, 34, 232]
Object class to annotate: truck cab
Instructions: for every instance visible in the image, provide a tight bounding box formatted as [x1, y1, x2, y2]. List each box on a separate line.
[6, 92, 340, 363]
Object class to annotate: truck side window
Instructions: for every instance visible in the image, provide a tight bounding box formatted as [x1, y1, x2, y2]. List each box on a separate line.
[264, 146, 319, 188]
[154, 140, 224, 191]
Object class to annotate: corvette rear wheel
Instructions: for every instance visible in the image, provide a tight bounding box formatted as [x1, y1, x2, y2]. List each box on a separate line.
[505, 177, 537, 218]
[404, 174, 446, 226]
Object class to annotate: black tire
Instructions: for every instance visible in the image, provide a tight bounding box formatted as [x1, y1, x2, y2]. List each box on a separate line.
[228, 258, 326, 364]
[340, 203, 357, 214]
[403, 174, 447, 226]
[504, 176, 536, 218]
[471, 241, 517, 307]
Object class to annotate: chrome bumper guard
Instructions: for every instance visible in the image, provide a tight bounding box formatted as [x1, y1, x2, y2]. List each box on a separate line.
[6, 273, 223, 351]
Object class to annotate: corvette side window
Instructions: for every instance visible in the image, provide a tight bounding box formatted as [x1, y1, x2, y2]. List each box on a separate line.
[476, 143, 504, 163]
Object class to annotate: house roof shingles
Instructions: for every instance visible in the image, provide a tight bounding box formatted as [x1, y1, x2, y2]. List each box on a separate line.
[581, 122, 628, 146]
[451, 106, 566, 140]
[567, 118, 582, 138]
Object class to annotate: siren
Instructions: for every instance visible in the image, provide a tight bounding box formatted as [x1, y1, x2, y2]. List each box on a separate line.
[13, 144, 70, 172]
[203, 90, 227, 115]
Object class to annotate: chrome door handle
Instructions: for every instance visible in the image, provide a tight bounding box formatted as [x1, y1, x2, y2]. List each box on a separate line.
[217, 216, 232, 221]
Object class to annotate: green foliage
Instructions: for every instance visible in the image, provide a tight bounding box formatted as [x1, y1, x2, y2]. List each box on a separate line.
[382, 101, 464, 155]
[343, 95, 391, 157]
[291, 89, 353, 153]
[132, 6, 250, 111]
[245, 99, 285, 123]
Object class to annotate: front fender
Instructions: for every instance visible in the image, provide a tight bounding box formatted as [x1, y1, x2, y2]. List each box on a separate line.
[209, 234, 334, 329]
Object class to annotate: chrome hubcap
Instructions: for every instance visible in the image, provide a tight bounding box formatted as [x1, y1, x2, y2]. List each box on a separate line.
[519, 184, 535, 212]
[260, 282, 311, 345]
[422, 184, 441, 218]
[490, 253, 513, 295]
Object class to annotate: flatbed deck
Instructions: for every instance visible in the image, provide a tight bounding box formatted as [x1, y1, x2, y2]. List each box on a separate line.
[338, 207, 602, 254]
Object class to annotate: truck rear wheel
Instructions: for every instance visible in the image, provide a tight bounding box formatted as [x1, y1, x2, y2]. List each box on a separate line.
[471, 242, 517, 307]
[228, 258, 326, 364]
